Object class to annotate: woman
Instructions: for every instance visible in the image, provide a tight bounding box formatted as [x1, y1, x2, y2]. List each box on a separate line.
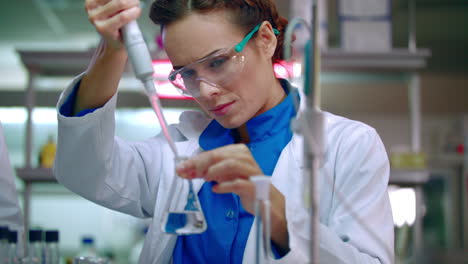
[55, 0, 394, 263]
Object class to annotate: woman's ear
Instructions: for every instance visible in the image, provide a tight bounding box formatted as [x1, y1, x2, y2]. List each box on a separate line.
[254, 21, 277, 60]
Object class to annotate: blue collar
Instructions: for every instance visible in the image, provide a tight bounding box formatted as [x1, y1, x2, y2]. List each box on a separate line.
[199, 79, 298, 151]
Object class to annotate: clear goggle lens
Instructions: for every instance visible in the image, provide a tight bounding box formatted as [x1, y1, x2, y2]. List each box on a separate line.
[169, 49, 246, 97]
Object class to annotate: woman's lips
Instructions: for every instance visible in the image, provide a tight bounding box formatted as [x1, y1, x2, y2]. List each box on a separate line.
[210, 101, 235, 116]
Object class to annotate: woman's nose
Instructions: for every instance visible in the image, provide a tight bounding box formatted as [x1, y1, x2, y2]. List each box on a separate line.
[198, 79, 221, 99]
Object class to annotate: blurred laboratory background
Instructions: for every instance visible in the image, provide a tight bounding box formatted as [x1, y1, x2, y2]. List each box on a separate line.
[0, 0, 467, 263]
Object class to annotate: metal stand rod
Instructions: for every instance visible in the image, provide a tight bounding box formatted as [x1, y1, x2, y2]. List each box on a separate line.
[307, 151, 320, 264]
[304, 108, 325, 264]
[25, 72, 36, 169]
[23, 182, 32, 256]
[413, 186, 424, 262]
[408, 0, 417, 52]
[307, 1, 320, 263]
[409, 74, 421, 152]
[24, 70, 37, 256]
[464, 116, 468, 250]
[408, 0, 425, 261]
[408, 72, 423, 261]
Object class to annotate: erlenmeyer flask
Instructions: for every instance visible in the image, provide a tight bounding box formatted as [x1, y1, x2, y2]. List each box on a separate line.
[162, 156, 207, 235]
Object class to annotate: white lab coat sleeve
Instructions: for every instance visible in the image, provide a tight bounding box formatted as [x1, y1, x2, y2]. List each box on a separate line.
[274, 128, 394, 264]
[54, 75, 169, 218]
[0, 122, 24, 231]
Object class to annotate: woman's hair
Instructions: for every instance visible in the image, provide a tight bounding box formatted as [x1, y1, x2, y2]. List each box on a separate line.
[149, 0, 288, 63]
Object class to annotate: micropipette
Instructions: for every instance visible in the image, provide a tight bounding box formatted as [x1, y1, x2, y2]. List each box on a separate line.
[121, 21, 207, 235]
[121, 21, 179, 158]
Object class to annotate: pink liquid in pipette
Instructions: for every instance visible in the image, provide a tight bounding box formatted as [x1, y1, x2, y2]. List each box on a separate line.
[148, 93, 179, 158]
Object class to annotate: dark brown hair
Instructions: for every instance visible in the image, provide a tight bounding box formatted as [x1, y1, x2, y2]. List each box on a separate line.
[149, 0, 288, 63]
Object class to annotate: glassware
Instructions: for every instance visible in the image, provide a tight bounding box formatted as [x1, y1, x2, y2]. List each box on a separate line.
[44, 230, 60, 264]
[73, 256, 109, 264]
[252, 175, 273, 264]
[7, 230, 28, 264]
[28, 230, 43, 264]
[161, 156, 207, 235]
[144, 77, 207, 235]
[76, 237, 97, 259]
[0, 226, 8, 264]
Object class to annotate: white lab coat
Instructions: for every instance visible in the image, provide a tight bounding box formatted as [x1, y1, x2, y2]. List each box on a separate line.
[0, 122, 24, 234]
[55, 75, 394, 264]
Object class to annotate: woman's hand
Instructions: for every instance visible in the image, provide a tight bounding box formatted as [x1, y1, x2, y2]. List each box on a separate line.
[176, 144, 290, 254]
[85, 0, 142, 49]
[76, 0, 141, 113]
[176, 144, 261, 213]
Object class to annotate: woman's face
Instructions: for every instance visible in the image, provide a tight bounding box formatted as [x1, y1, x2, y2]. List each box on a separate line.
[163, 10, 284, 129]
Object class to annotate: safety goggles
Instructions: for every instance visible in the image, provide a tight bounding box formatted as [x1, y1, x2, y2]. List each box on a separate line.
[168, 23, 279, 97]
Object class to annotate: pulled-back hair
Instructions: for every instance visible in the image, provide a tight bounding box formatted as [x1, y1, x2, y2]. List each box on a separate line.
[149, 0, 288, 63]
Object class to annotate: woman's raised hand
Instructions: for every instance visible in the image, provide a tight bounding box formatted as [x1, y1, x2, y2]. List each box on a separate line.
[75, 0, 141, 113]
[85, 0, 142, 49]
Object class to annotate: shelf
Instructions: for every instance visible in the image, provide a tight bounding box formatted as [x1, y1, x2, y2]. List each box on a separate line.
[389, 169, 430, 185]
[430, 153, 465, 167]
[17, 49, 156, 79]
[0, 89, 198, 108]
[17, 48, 431, 78]
[321, 48, 431, 71]
[17, 49, 96, 77]
[16, 167, 57, 183]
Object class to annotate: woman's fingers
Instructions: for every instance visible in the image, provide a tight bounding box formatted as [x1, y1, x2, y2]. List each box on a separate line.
[88, 0, 140, 22]
[85, 0, 111, 12]
[94, 6, 141, 39]
[176, 144, 262, 180]
[212, 179, 258, 213]
[204, 158, 260, 182]
[212, 178, 254, 196]
[85, 0, 141, 46]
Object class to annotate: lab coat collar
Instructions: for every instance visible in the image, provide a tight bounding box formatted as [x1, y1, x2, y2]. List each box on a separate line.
[198, 79, 298, 151]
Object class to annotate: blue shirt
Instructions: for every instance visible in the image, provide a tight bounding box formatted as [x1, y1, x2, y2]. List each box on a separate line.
[173, 79, 297, 264]
[59, 79, 99, 117]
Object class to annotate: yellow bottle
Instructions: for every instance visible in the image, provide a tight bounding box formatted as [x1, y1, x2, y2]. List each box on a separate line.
[39, 136, 56, 168]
